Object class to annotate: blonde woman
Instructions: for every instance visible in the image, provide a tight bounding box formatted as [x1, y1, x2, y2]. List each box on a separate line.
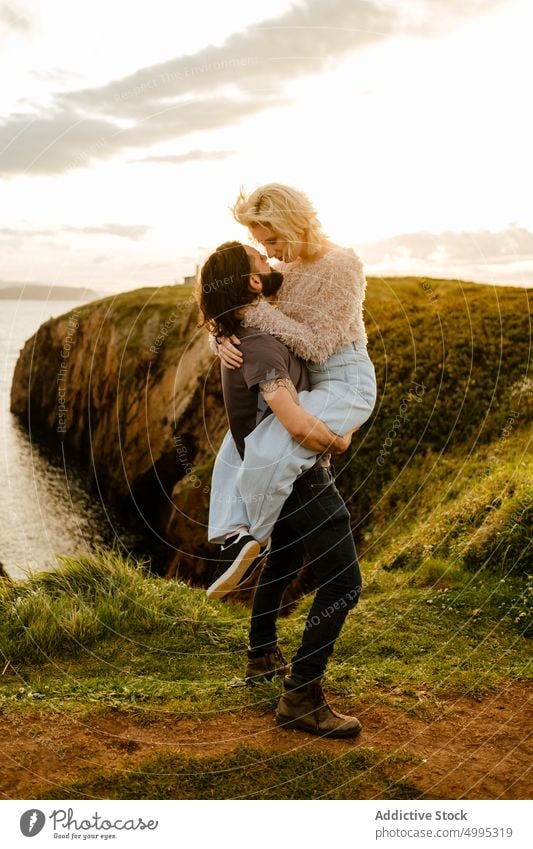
[207, 183, 376, 597]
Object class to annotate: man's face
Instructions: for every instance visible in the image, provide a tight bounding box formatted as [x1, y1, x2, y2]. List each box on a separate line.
[244, 245, 283, 297]
[244, 245, 271, 275]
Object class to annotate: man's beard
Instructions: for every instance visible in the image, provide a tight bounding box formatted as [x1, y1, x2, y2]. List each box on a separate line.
[258, 270, 283, 297]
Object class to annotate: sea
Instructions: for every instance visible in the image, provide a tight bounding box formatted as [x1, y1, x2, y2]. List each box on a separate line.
[0, 299, 148, 580]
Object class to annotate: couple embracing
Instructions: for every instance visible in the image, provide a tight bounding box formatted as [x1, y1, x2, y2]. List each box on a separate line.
[196, 183, 377, 738]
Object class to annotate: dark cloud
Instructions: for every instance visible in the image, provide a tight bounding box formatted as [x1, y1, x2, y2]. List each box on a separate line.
[360, 224, 533, 264]
[0, 0, 504, 176]
[129, 149, 234, 165]
[0, 223, 150, 241]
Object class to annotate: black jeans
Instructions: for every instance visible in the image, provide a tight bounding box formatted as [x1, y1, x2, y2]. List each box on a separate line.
[248, 466, 362, 682]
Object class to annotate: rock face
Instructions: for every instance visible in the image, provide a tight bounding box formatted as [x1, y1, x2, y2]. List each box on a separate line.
[10, 286, 226, 579]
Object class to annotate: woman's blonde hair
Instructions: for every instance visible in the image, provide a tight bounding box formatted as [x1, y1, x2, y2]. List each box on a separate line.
[232, 183, 326, 261]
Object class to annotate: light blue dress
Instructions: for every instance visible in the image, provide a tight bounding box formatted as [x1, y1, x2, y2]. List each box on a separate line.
[208, 340, 376, 544]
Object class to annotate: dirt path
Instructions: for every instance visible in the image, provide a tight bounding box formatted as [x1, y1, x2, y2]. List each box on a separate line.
[1, 682, 531, 799]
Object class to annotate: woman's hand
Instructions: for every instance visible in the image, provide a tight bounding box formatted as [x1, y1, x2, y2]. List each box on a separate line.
[218, 335, 244, 369]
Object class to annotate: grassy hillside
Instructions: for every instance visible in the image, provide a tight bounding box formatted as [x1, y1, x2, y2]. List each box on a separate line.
[163, 277, 532, 584]
[337, 278, 532, 535]
[3, 276, 531, 799]
[1, 417, 530, 797]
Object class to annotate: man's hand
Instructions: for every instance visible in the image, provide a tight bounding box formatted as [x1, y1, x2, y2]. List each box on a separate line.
[218, 335, 244, 369]
[329, 428, 359, 455]
[260, 380, 358, 453]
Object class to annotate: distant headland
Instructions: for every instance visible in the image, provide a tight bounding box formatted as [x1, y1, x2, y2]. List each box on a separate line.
[0, 283, 99, 301]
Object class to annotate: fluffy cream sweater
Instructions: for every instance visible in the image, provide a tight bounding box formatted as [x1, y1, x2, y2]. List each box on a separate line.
[242, 245, 368, 364]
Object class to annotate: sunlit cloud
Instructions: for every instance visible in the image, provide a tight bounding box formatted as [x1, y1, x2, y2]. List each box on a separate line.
[0, 0, 504, 176]
[361, 224, 533, 286]
[0, 222, 150, 240]
[0, 2, 32, 33]
[129, 149, 234, 165]
[64, 223, 150, 240]
[0, 0, 526, 290]
[360, 224, 533, 265]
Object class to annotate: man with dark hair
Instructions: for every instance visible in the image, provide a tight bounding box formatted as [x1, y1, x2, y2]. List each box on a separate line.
[200, 241, 352, 598]
[198, 241, 363, 738]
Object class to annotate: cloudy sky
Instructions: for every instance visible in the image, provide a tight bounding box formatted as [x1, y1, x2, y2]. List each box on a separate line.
[1, 0, 531, 293]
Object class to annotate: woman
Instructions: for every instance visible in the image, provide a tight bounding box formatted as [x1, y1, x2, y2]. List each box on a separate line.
[207, 183, 376, 596]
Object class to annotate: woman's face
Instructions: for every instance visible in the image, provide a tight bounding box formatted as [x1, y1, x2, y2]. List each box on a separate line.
[249, 223, 302, 262]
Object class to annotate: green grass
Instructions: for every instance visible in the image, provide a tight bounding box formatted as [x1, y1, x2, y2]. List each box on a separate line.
[0, 542, 530, 722]
[2, 383, 530, 727]
[1, 453, 530, 800]
[365, 425, 532, 577]
[0, 548, 247, 668]
[337, 278, 532, 534]
[40, 744, 421, 800]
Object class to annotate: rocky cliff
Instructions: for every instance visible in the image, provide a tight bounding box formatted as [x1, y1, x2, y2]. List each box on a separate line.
[10, 285, 226, 581]
[10, 278, 532, 585]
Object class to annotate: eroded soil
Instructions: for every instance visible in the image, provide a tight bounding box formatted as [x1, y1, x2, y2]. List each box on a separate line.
[1, 682, 531, 799]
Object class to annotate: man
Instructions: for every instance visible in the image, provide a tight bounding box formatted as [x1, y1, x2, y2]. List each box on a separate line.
[198, 241, 363, 738]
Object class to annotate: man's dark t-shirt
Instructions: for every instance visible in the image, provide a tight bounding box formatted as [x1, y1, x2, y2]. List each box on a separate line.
[221, 326, 310, 459]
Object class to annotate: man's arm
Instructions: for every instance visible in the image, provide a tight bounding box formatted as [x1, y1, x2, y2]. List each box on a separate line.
[259, 377, 352, 453]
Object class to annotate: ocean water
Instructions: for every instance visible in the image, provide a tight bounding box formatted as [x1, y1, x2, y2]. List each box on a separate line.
[0, 299, 145, 580]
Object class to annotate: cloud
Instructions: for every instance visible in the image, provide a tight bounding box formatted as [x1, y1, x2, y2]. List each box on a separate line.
[0, 96, 285, 176]
[0, 223, 151, 241]
[129, 149, 234, 165]
[0, 226, 51, 238]
[0, 0, 504, 177]
[30, 67, 85, 83]
[360, 224, 533, 265]
[64, 223, 150, 240]
[0, 2, 32, 33]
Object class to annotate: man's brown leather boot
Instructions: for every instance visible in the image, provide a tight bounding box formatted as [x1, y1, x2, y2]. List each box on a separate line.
[245, 646, 290, 684]
[276, 676, 362, 738]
